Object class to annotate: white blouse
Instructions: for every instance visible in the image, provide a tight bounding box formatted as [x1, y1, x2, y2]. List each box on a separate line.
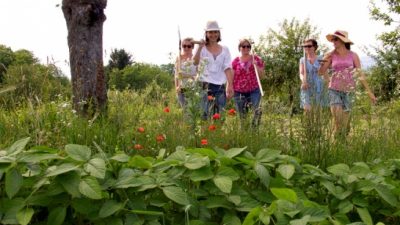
[198, 45, 232, 85]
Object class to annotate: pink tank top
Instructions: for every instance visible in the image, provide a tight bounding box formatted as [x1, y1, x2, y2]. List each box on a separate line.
[329, 51, 356, 92]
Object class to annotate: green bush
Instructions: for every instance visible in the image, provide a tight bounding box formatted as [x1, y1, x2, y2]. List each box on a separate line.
[108, 63, 173, 92]
[0, 138, 399, 225]
[0, 64, 70, 109]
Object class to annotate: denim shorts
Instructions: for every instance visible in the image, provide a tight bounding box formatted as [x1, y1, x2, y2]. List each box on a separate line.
[329, 89, 354, 112]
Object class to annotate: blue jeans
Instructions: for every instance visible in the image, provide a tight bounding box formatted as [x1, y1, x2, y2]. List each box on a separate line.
[234, 88, 262, 126]
[201, 82, 226, 119]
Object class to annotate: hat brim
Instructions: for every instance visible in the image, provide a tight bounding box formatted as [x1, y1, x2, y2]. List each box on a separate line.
[204, 28, 221, 31]
[326, 34, 353, 44]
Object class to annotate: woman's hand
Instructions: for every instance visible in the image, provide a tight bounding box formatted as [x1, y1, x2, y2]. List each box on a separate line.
[301, 81, 309, 90]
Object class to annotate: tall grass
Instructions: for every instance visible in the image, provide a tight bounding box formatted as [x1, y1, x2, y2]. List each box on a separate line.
[1, 82, 399, 169]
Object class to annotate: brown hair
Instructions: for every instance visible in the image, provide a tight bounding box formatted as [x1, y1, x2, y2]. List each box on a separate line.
[304, 38, 318, 50]
[238, 38, 252, 51]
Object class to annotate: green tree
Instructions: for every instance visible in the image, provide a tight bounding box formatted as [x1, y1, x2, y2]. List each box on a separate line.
[0, 45, 15, 83]
[256, 18, 321, 113]
[369, 0, 400, 101]
[107, 48, 133, 70]
[12, 49, 39, 65]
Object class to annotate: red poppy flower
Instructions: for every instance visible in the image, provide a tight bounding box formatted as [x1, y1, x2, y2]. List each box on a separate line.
[228, 108, 236, 116]
[201, 139, 208, 146]
[137, 127, 145, 133]
[212, 113, 221, 120]
[134, 144, 143, 150]
[156, 134, 165, 142]
[208, 124, 217, 131]
[163, 107, 170, 113]
[207, 95, 214, 101]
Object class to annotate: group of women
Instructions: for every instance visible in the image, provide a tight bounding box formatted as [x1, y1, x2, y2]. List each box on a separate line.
[174, 20, 376, 137]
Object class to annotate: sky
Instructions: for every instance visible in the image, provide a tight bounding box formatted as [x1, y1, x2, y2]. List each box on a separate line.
[0, 0, 390, 77]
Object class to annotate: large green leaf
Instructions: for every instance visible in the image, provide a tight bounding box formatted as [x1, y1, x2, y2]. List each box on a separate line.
[290, 215, 310, 225]
[186, 148, 218, 159]
[57, 172, 81, 198]
[350, 162, 370, 178]
[254, 163, 270, 187]
[302, 200, 330, 222]
[110, 153, 130, 162]
[184, 154, 209, 170]
[6, 168, 23, 199]
[277, 164, 295, 180]
[16, 208, 34, 225]
[162, 186, 189, 205]
[222, 213, 241, 225]
[202, 196, 234, 209]
[7, 137, 30, 156]
[18, 153, 62, 163]
[327, 164, 350, 176]
[375, 184, 399, 207]
[189, 166, 214, 182]
[45, 163, 80, 177]
[321, 181, 352, 200]
[65, 144, 91, 162]
[79, 177, 103, 199]
[213, 176, 233, 193]
[217, 167, 240, 181]
[271, 188, 298, 203]
[224, 147, 247, 159]
[128, 155, 153, 169]
[242, 206, 261, 225]
[0, 198, 25, 224]
[99, 200, 124, 218]
[85, 158, 106, 179]
[356, 207, 373, 225]
[256, 148, 281, 163]
[47, 207, 66, 225]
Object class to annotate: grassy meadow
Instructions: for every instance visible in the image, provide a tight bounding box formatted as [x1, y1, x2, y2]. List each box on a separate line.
[1, 82, 399, 169]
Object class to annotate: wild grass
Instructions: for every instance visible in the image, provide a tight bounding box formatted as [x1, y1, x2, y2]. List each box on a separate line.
[1, 82, 399, 169]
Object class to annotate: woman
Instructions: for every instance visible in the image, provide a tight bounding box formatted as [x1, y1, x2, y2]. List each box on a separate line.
[299, 39, 327, 113]
[232, 38, 265, 127]
[174, 37, 197, 107]
[193, 20, 233, 120]
[318, 30, 376, 137]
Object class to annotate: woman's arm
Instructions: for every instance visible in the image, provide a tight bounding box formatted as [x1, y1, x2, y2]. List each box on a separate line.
[353, 52, 376, 104]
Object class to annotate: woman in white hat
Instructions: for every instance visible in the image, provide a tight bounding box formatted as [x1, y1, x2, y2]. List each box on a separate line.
[193, 20, 234, 119]
[318, 30, 376, 138]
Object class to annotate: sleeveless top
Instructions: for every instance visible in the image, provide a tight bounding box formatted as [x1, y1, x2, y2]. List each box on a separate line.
[329, 51, 356, 92]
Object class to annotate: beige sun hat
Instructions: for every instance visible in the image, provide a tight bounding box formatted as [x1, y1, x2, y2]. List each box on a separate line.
[204, 20, 222, 31]
[326, 30, 354, 44]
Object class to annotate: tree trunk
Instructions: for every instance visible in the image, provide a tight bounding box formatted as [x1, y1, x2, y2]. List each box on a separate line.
[62, 0, 107, 116]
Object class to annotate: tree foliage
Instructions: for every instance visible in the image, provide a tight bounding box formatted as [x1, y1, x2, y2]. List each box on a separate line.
[256, 18, 321, 111]
[108, 63, 173, 91]
[107, 48, 133, 70]
[369, 0, 400, 101]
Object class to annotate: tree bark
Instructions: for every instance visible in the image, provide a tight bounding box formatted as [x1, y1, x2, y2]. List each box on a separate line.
[62, 0, 107, 116]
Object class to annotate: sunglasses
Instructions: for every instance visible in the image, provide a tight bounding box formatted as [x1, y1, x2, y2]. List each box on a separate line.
[303, 45, 313, 48]
[241, 45, 251, 49]
[182, 45, 193, 48]
[331, 37, 339, 42]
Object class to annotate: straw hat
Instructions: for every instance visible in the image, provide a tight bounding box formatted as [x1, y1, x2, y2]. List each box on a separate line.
[326, 30, 353, 44]
[204, 20, 222, 31]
